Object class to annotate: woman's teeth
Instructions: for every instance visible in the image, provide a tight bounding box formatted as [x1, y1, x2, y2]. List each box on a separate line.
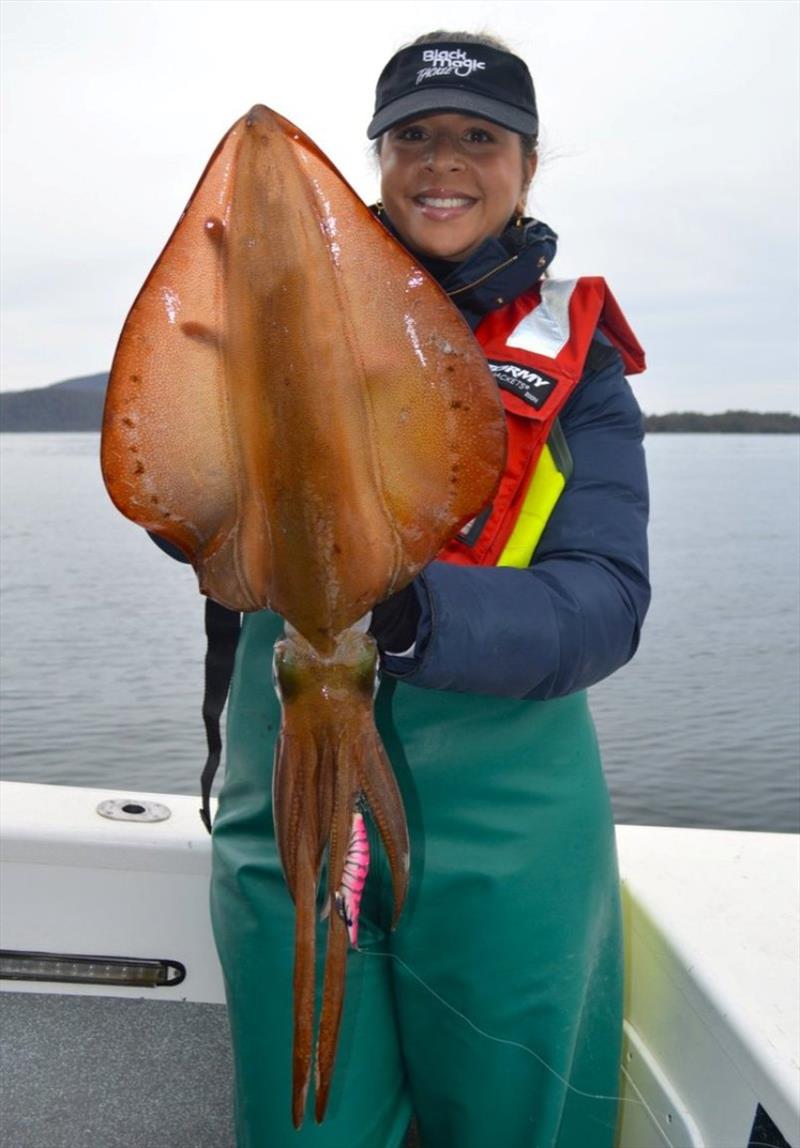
[417, 197, 472, 208]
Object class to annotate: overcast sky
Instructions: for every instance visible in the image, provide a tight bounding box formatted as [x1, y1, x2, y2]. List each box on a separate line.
[1, 0, 798, 413]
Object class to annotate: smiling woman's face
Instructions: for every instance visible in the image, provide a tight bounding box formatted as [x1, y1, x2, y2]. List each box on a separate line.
[378, 113, 537, 263]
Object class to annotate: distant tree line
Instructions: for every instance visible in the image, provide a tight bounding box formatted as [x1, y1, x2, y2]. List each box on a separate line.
[643, 410, 799, 434]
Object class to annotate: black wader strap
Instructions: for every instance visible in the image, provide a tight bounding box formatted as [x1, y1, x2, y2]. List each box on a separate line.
[200, 599, 242, 833]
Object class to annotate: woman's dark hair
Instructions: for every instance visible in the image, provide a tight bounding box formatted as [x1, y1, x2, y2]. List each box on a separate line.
[373, 30, 539, 159]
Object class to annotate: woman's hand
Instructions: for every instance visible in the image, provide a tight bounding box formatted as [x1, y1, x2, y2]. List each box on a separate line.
[370, 584, 421, 655]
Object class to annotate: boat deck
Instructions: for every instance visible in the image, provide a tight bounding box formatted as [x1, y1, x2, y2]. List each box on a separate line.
[1, 782, 798, 1147]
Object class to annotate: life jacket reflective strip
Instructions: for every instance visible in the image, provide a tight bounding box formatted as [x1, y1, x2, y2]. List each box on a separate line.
[496, 421, 571, 569]
[438, 277, 645, 570]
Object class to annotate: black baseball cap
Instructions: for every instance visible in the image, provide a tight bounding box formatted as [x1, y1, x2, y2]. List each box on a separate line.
[367, 41, 538, 140]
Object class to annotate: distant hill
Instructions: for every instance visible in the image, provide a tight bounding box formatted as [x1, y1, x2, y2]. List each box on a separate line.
[1, 374, 798, 434]
[0, 373, 108, 432]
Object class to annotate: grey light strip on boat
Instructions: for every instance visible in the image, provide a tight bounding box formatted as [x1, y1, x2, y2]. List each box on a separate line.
[505, 279, 577, 358]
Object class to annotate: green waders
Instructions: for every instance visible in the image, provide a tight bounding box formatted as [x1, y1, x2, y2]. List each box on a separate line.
[210, 611, 622, 1148]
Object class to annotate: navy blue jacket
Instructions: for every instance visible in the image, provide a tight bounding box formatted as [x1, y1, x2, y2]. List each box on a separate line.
[379, 217, 650, 700]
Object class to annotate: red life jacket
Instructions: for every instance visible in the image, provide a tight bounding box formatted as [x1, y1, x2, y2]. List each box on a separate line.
[439, 277, 646, 568]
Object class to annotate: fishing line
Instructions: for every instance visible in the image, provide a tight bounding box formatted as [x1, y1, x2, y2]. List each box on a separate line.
[354, 941, 646, 1113]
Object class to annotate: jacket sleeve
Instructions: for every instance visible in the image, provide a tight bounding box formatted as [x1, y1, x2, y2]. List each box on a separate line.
[381, 344, 651, 699]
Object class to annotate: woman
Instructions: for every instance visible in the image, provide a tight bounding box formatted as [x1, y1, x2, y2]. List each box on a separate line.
[210, 31, 649, 1148]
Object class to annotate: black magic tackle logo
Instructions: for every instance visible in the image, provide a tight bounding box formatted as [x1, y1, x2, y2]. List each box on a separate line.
[416, 48, 487, 84]
[488, 360, 558, 409]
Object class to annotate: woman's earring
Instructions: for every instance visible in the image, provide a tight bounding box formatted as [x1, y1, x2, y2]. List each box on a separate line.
[375, 200, 384, 217]
[514, 211, 524, 228]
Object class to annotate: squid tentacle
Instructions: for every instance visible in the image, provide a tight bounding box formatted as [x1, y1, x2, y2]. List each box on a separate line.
[290, 842, 317, 1129]
[314, 742, 354, 1124]
[273, 626, 409, 1128]
[357, 732, 410, 929]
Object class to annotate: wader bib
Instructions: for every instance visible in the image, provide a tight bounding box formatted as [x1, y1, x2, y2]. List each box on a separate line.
[210, 279, 637, 1147]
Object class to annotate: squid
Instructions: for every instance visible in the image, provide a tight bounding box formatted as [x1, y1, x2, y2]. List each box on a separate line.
[101, 105, 506, 1127]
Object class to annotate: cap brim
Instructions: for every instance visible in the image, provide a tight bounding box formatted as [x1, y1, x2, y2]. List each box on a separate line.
[367, 88, 537, 139]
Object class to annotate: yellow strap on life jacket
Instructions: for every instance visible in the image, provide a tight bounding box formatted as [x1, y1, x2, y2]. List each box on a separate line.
[496, 423, 573, 570]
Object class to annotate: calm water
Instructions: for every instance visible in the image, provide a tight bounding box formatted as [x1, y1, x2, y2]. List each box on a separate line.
[1, 433, 798, 832]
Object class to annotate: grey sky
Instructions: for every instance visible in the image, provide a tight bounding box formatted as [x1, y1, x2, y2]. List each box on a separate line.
[1, 0, 798, 413]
